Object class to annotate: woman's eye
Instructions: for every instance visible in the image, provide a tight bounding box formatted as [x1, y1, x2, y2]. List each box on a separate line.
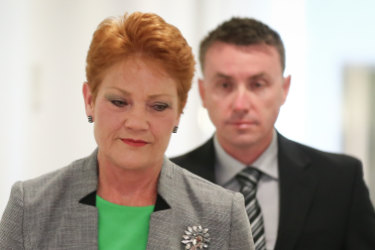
[111, 100, 127, 107]
[152, 103, 169, 111]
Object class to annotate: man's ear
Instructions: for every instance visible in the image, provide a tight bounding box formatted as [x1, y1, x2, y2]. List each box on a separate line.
[281, 75, 291, 105]
[198, 78, 207, 108]
[82, 82, 94, 116]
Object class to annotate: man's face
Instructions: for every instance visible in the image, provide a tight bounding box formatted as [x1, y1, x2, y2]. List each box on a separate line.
[199, 42, 290, 154]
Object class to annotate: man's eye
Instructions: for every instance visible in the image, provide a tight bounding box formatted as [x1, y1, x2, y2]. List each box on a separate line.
[251, 81, 265, 89]
[152, 103, 169, 111]
[111, 100, 127, 107]
[221, 82, 231, 88]
[216, 82, 233, 92]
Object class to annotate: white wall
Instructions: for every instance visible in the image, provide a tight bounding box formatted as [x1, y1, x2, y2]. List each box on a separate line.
[0, 0, 33, 214]
[1, 0, 374, 214]
[304, 0, 375, 151]
[304, 0, 375, 200]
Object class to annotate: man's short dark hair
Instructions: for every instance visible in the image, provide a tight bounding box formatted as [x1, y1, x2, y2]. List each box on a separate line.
[199, 17, 285, 72]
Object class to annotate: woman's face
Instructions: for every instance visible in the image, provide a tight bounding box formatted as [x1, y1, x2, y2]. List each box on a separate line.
[83, 56, 180, 171]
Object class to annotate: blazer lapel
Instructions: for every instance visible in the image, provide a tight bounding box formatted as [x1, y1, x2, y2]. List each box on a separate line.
[70, 150, 99, 249]
[71, 198, 98, 248]
[147, 209, 175, 249]
[147, 158, 179, 249]
[148, 158, 214, 249]
[274, 134, 318, 250]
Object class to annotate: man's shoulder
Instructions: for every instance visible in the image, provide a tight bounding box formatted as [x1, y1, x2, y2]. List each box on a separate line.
[170, 138, 217, 182]
[171, 138, 215, 166]
[278, 133, 361, 171]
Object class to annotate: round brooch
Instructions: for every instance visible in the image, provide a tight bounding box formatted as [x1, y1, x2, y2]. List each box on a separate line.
[181, 225, 210, 249]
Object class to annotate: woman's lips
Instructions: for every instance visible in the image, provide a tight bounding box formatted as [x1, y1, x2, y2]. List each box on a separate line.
[121, 138, 149, 147]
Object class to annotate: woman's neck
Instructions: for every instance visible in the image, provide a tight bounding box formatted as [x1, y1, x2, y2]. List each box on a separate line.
[97, 161, 160, 207]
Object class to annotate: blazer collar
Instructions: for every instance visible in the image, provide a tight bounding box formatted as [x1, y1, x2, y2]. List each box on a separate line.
[64, 149, 99, 249]
[274, 133, 318, 250]
[147, 158, 183, 248]
[61, 150, 174, 249]
[78, 151, 171, 211]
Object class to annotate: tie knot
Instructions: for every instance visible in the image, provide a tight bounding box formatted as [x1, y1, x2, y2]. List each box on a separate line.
[236, 167, 262, 187]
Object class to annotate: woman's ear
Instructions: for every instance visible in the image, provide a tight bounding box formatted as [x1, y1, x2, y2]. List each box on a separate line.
[82, 82, 94, 116]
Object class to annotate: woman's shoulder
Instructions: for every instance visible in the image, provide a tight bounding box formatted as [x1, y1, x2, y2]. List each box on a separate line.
[24, 152, 95, 186]
[14, 151, 98, 206]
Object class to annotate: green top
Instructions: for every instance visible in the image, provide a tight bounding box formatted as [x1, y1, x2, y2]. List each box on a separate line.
[96, 195, 155, 250]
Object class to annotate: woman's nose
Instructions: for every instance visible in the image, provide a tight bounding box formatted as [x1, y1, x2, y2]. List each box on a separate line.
[124, 106, 149, 131]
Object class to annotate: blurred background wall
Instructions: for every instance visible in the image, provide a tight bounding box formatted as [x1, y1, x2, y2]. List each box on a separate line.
[1, 0, 374, 214]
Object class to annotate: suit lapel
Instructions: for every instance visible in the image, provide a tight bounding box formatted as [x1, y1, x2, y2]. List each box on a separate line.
[274, 134, 318, 250]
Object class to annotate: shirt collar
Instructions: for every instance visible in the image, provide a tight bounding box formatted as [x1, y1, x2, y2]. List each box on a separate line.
[214, 130, 279, 185]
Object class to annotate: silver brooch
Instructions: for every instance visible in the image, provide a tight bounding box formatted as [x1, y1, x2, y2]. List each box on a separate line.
[181, 225, 210, 249]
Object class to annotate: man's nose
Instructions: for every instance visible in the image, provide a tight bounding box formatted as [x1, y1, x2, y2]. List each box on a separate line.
[232, 86, 250, 112]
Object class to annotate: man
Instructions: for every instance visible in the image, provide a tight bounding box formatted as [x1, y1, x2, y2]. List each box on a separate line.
[172, 17, 375, 250]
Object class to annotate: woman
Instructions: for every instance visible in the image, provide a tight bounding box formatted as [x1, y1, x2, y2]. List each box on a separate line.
[0, 12, 254, 249]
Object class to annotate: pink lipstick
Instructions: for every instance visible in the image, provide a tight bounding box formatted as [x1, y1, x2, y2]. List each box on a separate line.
[121, 138, 148, 147]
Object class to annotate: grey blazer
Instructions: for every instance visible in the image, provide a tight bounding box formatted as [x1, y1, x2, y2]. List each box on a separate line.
[0, 150, 254, 250]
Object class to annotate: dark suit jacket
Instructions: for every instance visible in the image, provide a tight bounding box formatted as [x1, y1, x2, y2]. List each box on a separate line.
[171, 133, 375, 250]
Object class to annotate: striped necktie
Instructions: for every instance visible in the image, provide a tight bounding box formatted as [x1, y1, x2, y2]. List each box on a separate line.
[236, 167, 266, 250]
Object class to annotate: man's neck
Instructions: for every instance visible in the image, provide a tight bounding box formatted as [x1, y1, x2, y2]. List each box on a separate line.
[217, 133, 273, 165]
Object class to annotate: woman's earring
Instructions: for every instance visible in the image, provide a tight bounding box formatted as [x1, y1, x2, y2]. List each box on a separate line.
[172, 126, 178, 133]
[88, 115, 93, 123]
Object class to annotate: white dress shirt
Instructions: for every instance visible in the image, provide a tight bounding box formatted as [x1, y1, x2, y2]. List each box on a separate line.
[214, 131, 279, 250]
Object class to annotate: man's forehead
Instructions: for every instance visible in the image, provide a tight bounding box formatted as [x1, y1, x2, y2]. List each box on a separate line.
[206, 42, 278, 57]
[203, 42, 281, 71]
